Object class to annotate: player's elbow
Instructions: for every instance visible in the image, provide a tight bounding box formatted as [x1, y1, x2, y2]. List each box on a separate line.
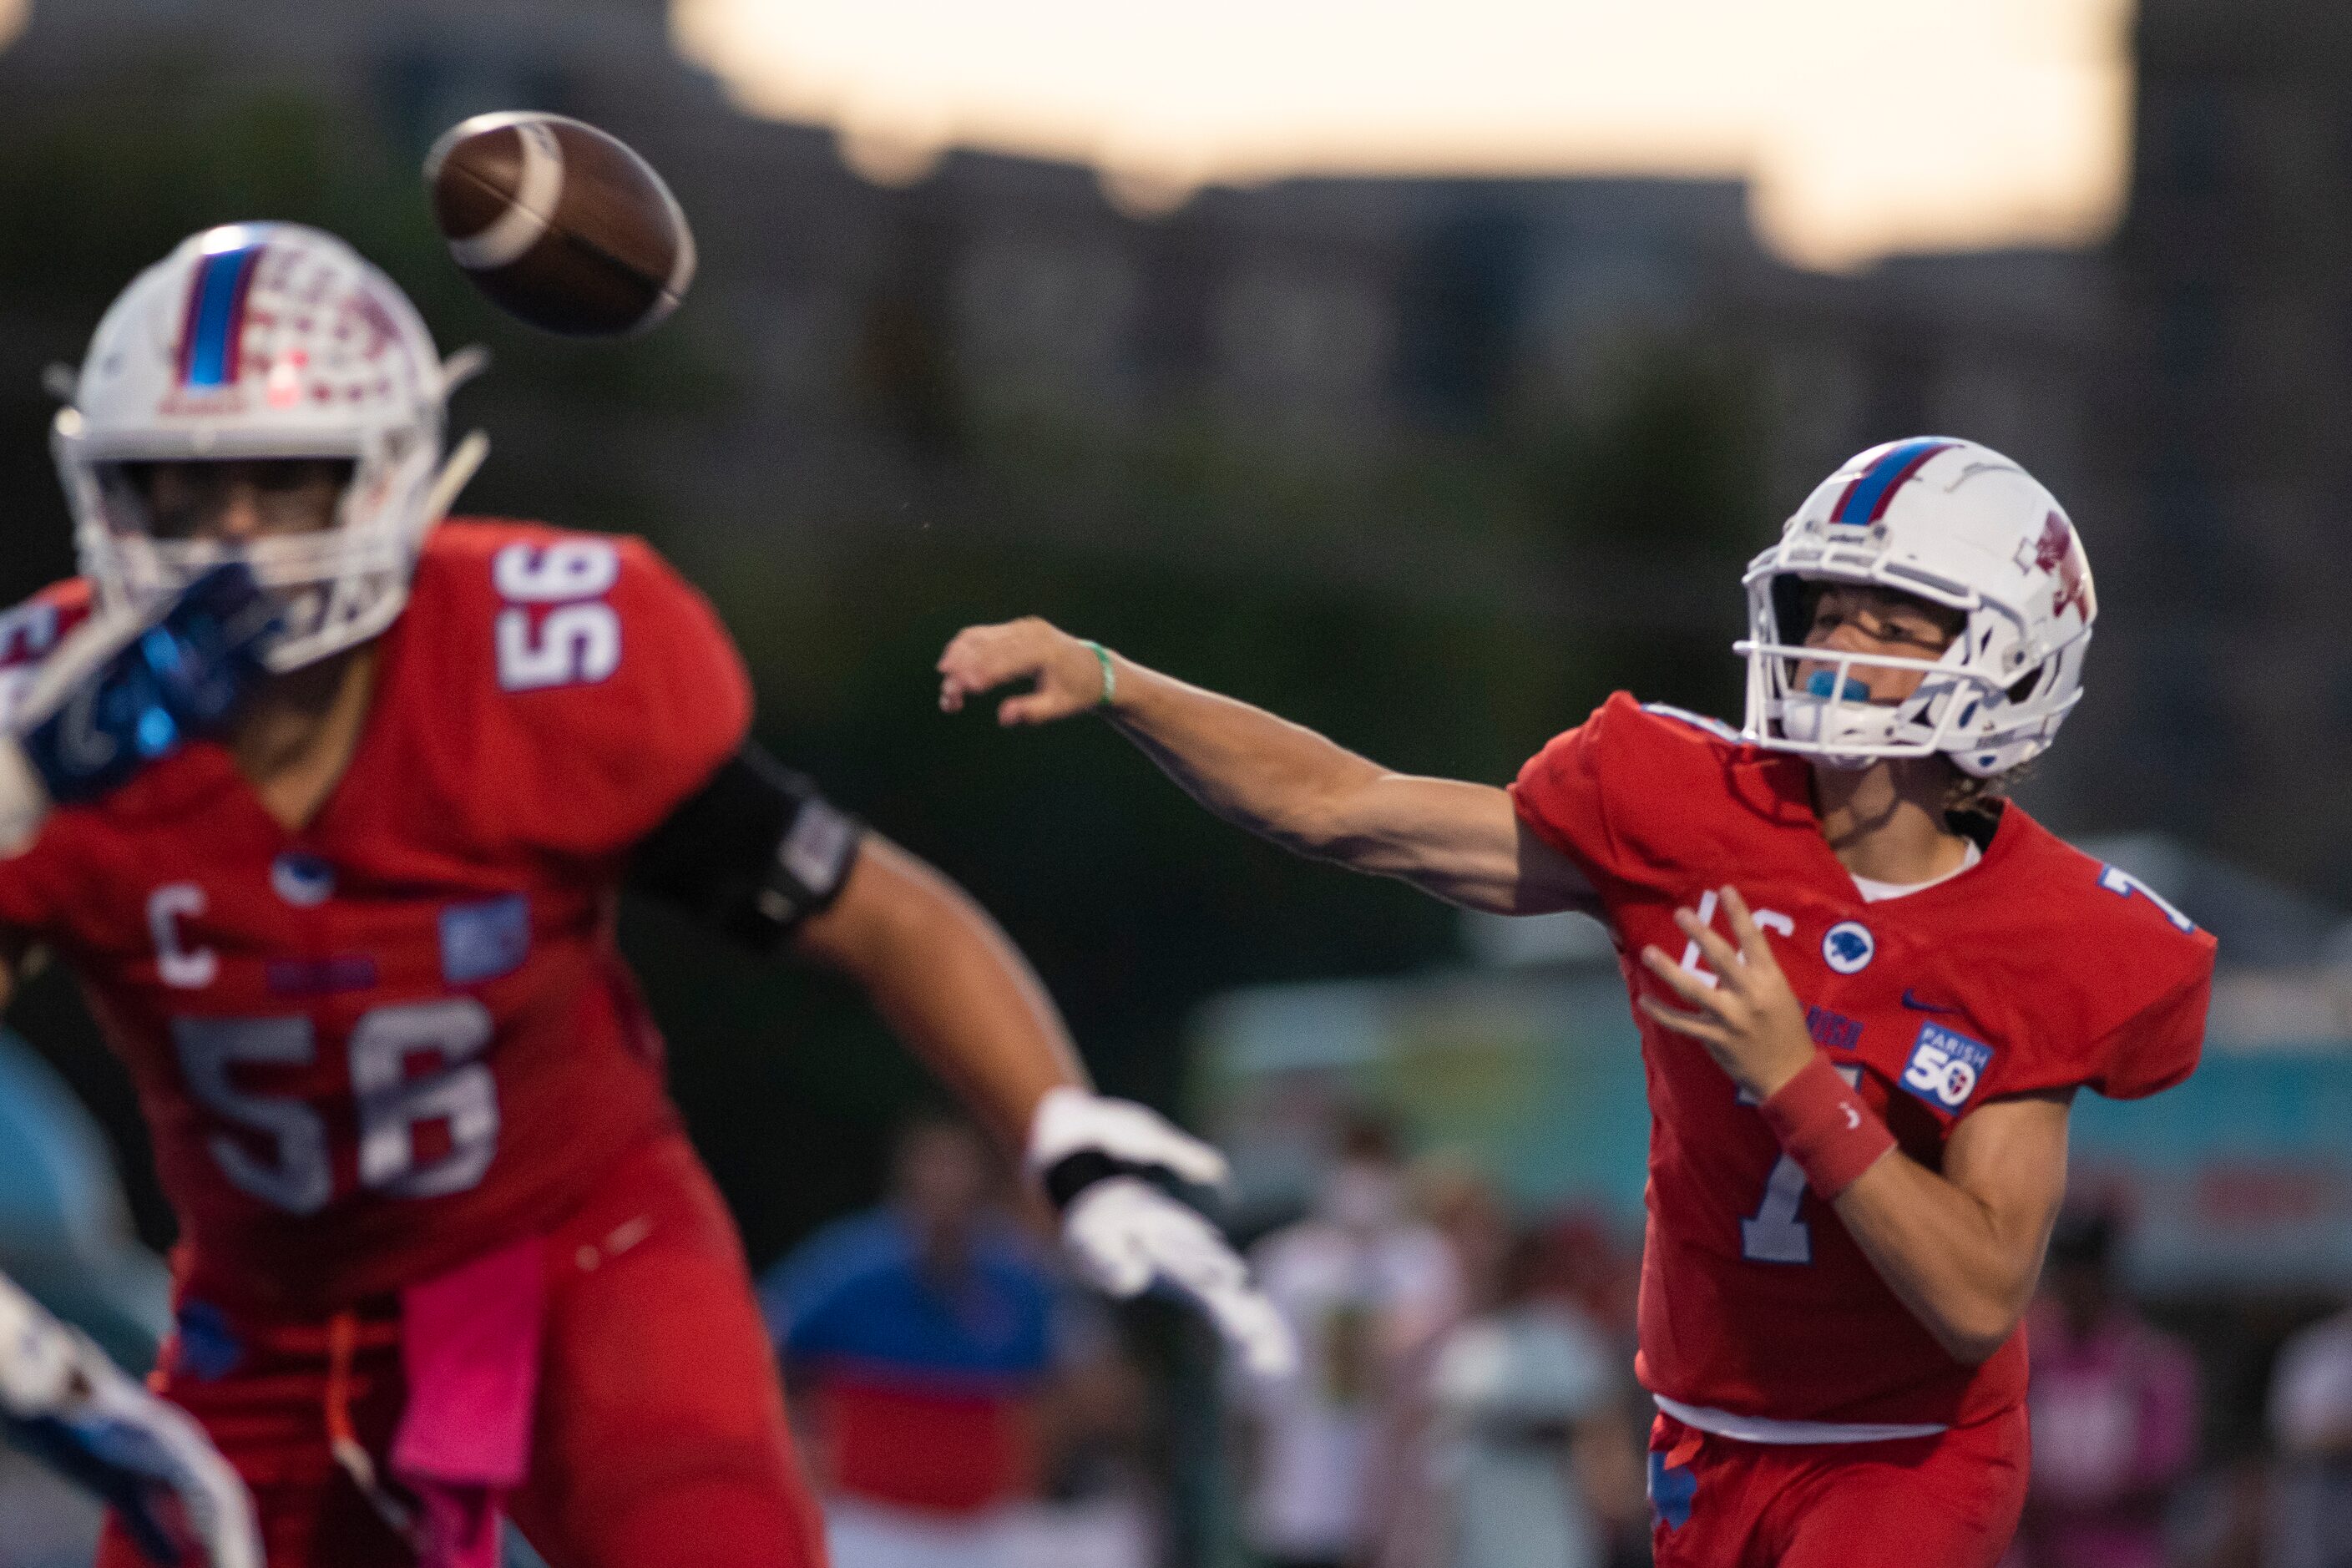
[1267, 788, 1367, 863]
[1927, 1295, 2026, 1367]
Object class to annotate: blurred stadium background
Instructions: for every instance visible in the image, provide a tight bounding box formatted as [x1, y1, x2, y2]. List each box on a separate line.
[3, 1, 2351, 1565]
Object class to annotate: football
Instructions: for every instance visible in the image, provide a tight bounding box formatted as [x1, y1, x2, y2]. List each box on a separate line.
[423, 111, 696, 337]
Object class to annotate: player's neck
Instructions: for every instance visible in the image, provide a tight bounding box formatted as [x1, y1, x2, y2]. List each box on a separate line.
[230, 644, 380, 834]
[1809, 757, 1971, 886]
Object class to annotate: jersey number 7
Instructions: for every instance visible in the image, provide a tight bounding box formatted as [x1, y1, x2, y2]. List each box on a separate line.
[1739, 1064, 1862, 1266]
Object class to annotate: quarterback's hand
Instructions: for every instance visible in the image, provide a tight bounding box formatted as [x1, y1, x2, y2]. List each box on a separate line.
[937, 617, 1110, 726]
[0, 1276, 260, 1568]
[1638, 884, 1817, 1102]
[0, 564, 276, 850]
[1028, 1087, 1297, 1378]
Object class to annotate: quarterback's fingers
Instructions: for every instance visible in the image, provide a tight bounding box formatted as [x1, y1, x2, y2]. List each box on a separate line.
[1636, 992, 1725, 1043]
[996, 691, 1067, 726]
[1718, 886, 1780, 974]
[1670, 909, 1746, 989]
[937, 622, 1046, 703]
[1638, 947, 1727, 1016]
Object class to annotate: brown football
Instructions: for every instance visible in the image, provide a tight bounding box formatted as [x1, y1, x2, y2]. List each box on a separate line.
[423, 112, 696, 337]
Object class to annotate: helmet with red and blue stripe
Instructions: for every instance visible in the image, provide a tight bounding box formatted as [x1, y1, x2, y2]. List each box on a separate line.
[1737, 438, 2096, 778]
[50, 223, 482, 670]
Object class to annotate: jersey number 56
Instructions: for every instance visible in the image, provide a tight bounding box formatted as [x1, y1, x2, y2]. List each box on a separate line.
[493, 541, 621, 691]
[174, 1002, 498, 1216]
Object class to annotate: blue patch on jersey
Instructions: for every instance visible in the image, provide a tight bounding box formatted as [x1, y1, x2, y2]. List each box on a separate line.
[1805, 1004, 1862, 1052]
[173, 1301, 241, 1382]
[1822, 920, 1875, 974]
[270, 851, 335, 907]
[1647, 1449, 1697, 1530]
[439, 894, 529, 986]
[1900, 1022, 1995, 1112]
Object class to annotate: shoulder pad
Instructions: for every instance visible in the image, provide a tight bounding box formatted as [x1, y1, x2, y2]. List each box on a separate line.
[401, 519, 752, 861]
[1638, 702, 1746, 746]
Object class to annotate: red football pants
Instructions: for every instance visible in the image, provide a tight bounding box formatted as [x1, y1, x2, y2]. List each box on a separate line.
[99, 1134, 829, 1568]
[1647, 1405, 2028, 1568]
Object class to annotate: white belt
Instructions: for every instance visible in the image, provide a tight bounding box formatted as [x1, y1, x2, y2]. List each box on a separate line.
[1653, 1393, 1947, 1445]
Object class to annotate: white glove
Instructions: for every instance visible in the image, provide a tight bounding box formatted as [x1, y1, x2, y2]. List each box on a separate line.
[1028, 1086, 1297, 1378]
[0, 1272, 260, 1568]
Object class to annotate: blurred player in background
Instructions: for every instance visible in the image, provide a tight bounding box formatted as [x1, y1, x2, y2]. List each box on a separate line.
[0, 220, 1290, 1568]
[1, 1267, 258, 1567]
[939, 438, 2217, 1568]
[763, 1115, 1153, 1568]
[2007, 1208, 2197, 1568]
[2265, 1294, 2352, 1568]
[1232, 1115, 1457, 1568]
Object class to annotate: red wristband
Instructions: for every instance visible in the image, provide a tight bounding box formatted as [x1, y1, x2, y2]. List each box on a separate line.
[1758, 1053, 1895, 1201]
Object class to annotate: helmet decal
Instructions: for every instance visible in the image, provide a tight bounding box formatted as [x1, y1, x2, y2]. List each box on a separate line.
[175, 235, 266, 390]
[2033, 512, 2093, 622]
[1828, 437, 1957, 527]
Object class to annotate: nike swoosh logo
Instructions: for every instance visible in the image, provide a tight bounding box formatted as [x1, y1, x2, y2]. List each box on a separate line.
[1901, 990, 1958, 1014]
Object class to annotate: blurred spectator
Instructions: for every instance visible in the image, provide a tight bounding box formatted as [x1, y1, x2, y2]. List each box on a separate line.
[761, 1115, 1151, 1568]
[2009, 1210, 2198, 1568]
[1421, 1228, 1621, 1568]
[1363, 1158, 1507, 1568]
[2266, 1301, 2352, 1568]
[1233, 1115, 1458, 1568]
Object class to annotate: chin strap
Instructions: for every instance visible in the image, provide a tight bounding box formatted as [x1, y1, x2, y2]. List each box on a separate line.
[420, 430, 490, 535]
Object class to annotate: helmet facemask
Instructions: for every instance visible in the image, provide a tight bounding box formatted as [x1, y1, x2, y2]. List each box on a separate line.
[1743, 574, 2035, 770]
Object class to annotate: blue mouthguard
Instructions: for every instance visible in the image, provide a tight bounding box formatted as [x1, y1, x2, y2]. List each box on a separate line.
[1806, 670, 1872, 701]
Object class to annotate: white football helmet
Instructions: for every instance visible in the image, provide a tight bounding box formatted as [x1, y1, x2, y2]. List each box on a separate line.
[1737, 438, 2097, 777]
[50, 222, 484, 671]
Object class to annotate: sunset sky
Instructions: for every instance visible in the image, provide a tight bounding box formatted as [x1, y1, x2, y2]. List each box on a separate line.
[0, 0, 2137, 271]
[672, 0, 2135, 271]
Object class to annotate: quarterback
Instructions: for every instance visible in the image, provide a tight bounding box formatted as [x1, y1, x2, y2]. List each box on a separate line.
[0, 222, 1290, 1568]
[938, 438, 2216, 1567]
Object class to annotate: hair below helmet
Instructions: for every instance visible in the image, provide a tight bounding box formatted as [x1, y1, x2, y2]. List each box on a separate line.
[51, 222, 484, 671]
[1736, 437, 2096, 778]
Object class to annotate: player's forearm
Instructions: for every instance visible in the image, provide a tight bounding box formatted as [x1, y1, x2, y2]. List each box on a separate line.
[1103, 654, 1391, 862]
[938, 620, 1565, 910]
[802, 837, 1088, 1150]
[1831, 1156, 2042, 1364]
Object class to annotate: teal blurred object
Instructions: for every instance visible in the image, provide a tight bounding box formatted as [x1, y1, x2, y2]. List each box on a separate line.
[0, 1030, 170, 1372]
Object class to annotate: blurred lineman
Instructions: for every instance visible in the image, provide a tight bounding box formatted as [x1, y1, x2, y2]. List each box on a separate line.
[0, 222, 1288, 1568]
[939, 438, 2217, 1568]
[0, 1268, 258, 1568]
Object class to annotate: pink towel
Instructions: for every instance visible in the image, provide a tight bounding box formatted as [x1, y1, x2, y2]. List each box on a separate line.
[393, 1236, 548, 1568]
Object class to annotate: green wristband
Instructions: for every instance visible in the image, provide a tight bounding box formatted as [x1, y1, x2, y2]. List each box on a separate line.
[1079, 640, 1116, 709]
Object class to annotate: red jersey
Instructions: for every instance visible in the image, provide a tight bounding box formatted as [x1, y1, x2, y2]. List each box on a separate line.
[0, 520, 751, 1312]
[1510, 694, 2213, 1430]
